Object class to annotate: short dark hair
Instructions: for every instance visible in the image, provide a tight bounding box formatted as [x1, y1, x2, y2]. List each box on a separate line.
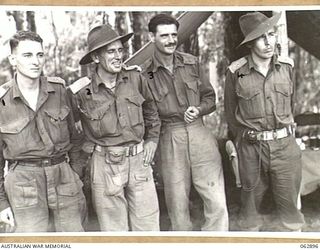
[148, 14, 180, 33]
[9, 30, 43, 53]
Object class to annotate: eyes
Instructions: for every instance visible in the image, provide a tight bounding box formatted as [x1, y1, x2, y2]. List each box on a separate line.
[23, 52, 44, 59]
[106, 48, 124, 55]
[160, 33, 178, 39]
[259, 31, 276, 40]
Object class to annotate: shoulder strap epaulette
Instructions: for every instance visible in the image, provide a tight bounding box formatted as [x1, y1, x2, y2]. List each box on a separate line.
[277, 56, 294, 67]
[47, 76, 66, 85]
[68, 77, 91, 94]
[0, 80, 13, 99]
[228, 57, 248, 73]
[122, 64, 142, 72]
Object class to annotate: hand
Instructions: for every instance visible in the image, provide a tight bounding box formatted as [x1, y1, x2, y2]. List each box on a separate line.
[184, 106, 200, 123]
[143, 141, 158, 166]
[0, 207, 15, 232]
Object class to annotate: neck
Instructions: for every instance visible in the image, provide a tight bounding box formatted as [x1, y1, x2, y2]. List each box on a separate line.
[97, 66, 117, 86]
[251, 53, 272, 69]
[16, 74, 40, 91]
[155, 49, 174, 69]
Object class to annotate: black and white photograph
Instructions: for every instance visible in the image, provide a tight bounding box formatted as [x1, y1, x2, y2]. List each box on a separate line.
[0, 6, 319, 242]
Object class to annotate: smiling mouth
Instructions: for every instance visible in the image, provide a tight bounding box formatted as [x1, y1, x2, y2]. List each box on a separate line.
[112, 61, 122, 67]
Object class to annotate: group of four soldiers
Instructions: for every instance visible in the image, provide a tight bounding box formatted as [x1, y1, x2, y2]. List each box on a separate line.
[0, 12, 304, 232]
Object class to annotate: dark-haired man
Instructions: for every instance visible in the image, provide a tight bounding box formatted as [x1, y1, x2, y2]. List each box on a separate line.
[141, 14, 229, 231]
[0, 31, 86, 232]
[69, 24, 161, 231]
[224, 12, 305, 231]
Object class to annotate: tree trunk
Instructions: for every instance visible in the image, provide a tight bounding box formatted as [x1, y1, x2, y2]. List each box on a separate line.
[8, 11, 24, 31]
[26, 11, 36, 32]
[115, 11, 128, 35]
[130, 12, 148, 54]
[51, 12, 59, 76]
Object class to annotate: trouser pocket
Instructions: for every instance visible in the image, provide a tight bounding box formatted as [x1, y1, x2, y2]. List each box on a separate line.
[134, 167, 158, 218]
[8, 179, 38, 208]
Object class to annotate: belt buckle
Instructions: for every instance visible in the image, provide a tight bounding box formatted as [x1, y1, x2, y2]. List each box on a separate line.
[273, 130, 278, 140]
[42, 159, 50, 166]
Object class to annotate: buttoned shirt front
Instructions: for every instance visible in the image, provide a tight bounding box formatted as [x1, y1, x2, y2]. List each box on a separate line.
[224, 55, 295, 138]
[141, 51, 216, 124]
[73, 68, 160, 147]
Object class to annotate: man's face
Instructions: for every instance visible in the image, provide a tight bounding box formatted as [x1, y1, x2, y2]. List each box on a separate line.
[9, 40, 45, 80]
[250, 28, 277, 60]
[151, 24, 178, 55]
[96, 40, 124, 74]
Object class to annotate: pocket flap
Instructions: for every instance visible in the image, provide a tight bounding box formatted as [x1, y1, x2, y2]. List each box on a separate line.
[56, 182, 80, 196]
[184, 80, 199, 93]
[126, 95, 145, 107]
[236, 88, 260, 100]
[134, 172, 151, 182]
[0, 117, 30, 134]
[45, 106, 70, 121]
[79, 102, 113, 120]
[274, 83, 291, 97]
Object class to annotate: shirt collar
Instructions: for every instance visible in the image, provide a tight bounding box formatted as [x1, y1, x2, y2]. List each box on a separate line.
[151, 51, 184, 72]
[245, 54, 281, 74]
[12, 75, 54, 99]
[91, 66, 129, 93]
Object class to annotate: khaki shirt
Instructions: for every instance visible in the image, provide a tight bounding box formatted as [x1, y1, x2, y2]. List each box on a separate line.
[70, 67, 160, 147]
[0, 76, 78, 211]
[141, 51, 216, 124]
[224, 55, 296, 138]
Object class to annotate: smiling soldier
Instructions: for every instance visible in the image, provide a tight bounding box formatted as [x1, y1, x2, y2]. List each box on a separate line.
[0, 31, 86, 232]
[224, 12, 305, 231]
[141, 14, 229, 231]
[69, 24, 161, 231]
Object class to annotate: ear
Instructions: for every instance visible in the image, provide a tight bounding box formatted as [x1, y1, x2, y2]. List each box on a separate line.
[149, 32, 155, 43]
[90, 52, 100, 64]
[8, 54, 17, 67]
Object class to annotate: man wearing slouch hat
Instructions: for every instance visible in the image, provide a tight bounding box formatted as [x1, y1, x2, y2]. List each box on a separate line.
[69, 24, 161, 231]
[224, 12, 305, 231]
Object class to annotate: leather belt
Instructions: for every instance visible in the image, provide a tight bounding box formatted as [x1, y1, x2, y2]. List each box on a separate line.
[8, 155, 68, 167]
[95, 141, 144, 157]
[254, 126, 293, 141]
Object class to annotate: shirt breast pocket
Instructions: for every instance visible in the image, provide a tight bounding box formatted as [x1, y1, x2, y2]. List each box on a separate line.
[274, 83, 292, 117]
[0, 117, 30, 152]
[44, 106, 70, 143]
[236, 87, 264, 119]
[79, 102, 118, 138]
[126, 95, 145, 127]
[184, 79, 200, 106]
